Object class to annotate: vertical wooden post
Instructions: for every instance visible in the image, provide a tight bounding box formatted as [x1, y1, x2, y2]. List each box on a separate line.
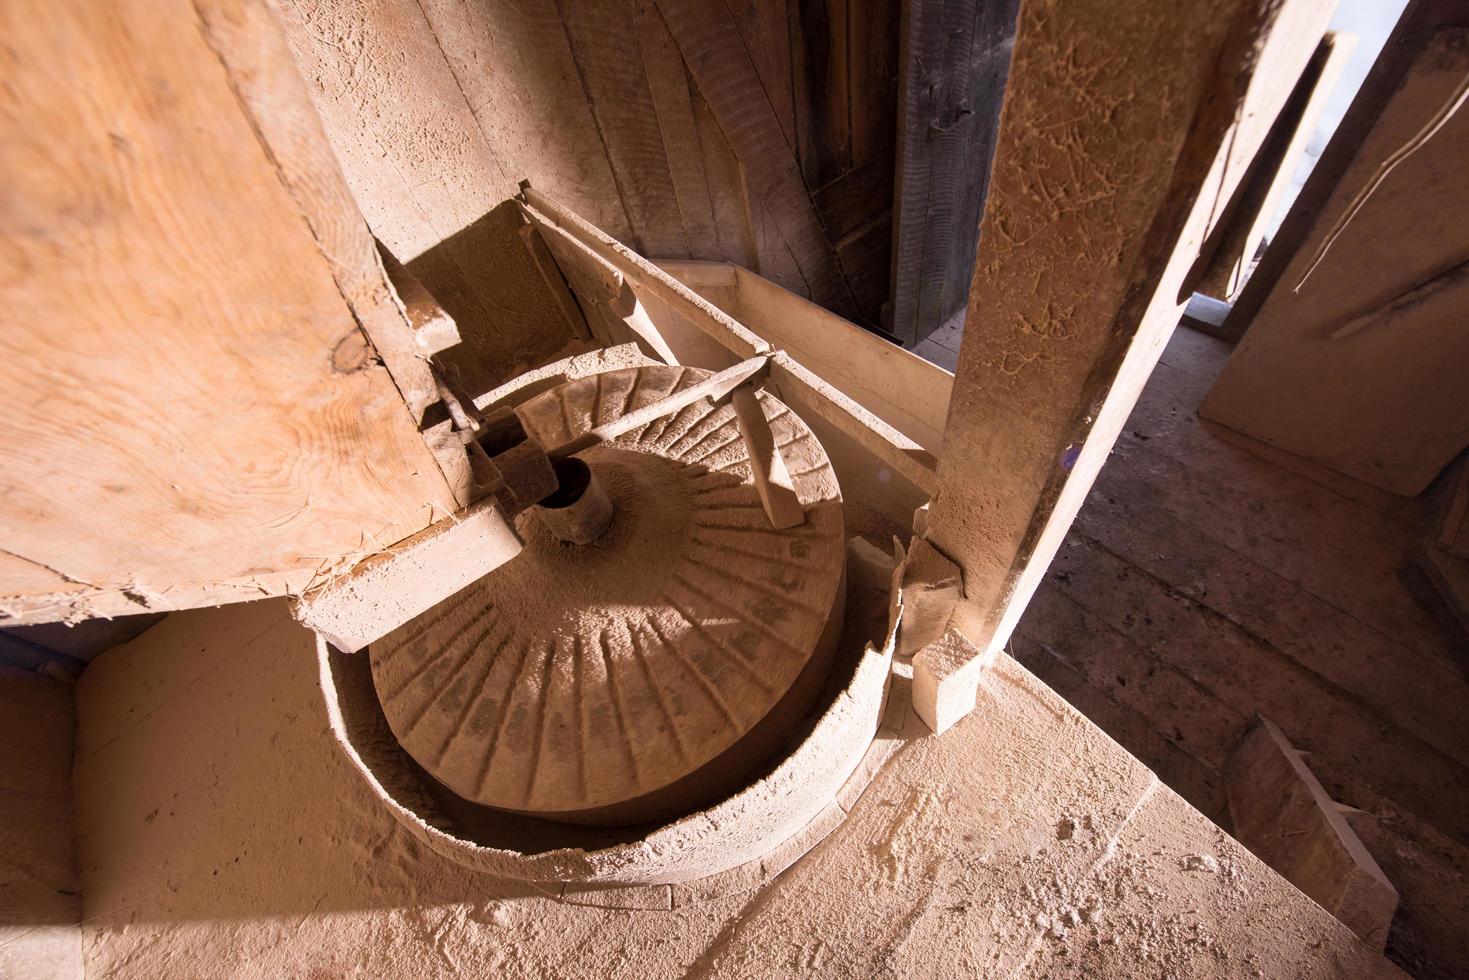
[917, 0, 1339, 716]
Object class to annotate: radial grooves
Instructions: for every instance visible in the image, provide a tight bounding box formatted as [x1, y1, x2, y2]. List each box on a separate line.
[380, 590, 478, 663]
[473, 638, 536, 798]
[707, 454, 755, 474]
[381, 600, 499, 702]
[641, 399, 682, 446]
[693, 517, 826, 539]
[665, 594, 780, 696]
[667, 411, 736, 458]
[688, 534, 831, 571]
[619, 369, 641, 420]
[670, 572, 808, 658]
[424, 613, 517, 756]
[641, 368, 688, 444]
[646, 616, 744, 731]
[523, 640, 558, 807]
[789, 461, 831, 478]
[776, 430, 816, 451]
[694, 498, 767, 512]
[590, 372, 607, 427]
[648, 400, 697, 448]
[657, 393, 716, 449]
[598, 627, 644, 787]
[687, 554, 827, 616]
[572, 634, 589, 799]
[555, 384, 575, 442]
[626, 620, 689, 763]
[683, 430, 744, 464]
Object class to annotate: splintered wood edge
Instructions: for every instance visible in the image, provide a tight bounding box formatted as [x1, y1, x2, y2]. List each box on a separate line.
[292, 500, 522, 653]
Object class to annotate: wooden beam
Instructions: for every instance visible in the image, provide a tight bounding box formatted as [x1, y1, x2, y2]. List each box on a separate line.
[1226, 715, 1399, 949]
[522, 186, 939, 495]
[888, 0, 1021, 345]
[923, 0, 1338, 693]
[0, 0, 456, 626]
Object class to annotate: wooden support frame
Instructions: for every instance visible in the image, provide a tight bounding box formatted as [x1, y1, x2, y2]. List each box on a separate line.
[913, 0, 1340, 728]
[519, 185, 939, 499]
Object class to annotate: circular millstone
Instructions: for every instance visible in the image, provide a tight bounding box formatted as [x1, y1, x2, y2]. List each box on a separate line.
[370, 365, 845, 825]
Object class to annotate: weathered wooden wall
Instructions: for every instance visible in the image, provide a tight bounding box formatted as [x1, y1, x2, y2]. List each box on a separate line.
[888, 0, 1021, 346]
[0, 0, 459, 626]
[1202, 12, 1469, 495]
[276, 0, 901, 334]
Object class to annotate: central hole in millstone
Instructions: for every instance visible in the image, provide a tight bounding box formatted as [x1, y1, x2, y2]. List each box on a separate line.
[540, 457, 592, 509]
[506, 446, 705, 620]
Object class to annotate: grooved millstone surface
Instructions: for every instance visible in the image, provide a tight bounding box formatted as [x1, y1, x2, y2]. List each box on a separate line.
[369, 365, 845, 822]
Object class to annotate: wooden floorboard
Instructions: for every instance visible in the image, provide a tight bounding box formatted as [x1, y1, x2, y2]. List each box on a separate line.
[993, 323, 1469, 979]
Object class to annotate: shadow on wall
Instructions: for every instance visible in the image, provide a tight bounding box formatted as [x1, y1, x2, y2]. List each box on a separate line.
[404, 200, 584, 400]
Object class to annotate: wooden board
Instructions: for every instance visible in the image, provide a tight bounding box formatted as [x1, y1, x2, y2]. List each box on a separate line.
[1226, 716, 1399, 949]
[0, 0, 456, 626]
[273, 0, 588, 394]
[1201, 27, 1469, 495]
[658, 260, 954, 452]
[1195, 32, 1357, 305]
[887, 0, 1021, 345]
[925, 0, 1338, 674]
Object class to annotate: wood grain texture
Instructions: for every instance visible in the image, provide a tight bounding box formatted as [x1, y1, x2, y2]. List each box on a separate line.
[656, 0, 858, 316]
[1201, 28, 1469, 495]
[927, 0, 1337, 670]
[196, 0, 473, 505]
[274, 0, 584, 393]
[0, 0, 455, 624]
[888, 0, 1020, 344]
[558, 0, 689, 259]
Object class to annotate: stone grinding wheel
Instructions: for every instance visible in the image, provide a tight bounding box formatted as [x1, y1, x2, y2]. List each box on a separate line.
[369, 365, 846, 826]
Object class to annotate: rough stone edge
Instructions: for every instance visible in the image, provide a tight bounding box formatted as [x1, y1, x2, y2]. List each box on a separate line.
[319, 630, 893, 890]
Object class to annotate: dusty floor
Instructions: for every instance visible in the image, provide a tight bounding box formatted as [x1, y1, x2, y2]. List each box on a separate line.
[72, 599, 1401, 979]
[911, 322, 1468, 978]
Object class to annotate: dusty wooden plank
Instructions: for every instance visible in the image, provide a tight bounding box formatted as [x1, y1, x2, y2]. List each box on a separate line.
[558, 0, 689, 259]
[656, 0, 857, 315]
[1074, 484, 1469, 761]
[0, 0, 454, 625]
[887, 0, 1020, 344]
[925, 0, 1338, 692]
[1202, 28, 1469, 495]
[274, 0, 581, 392]
[637, 5, 722, 260]
[1227, 716, 1399, 949]
[292, 500, 521, 653]
[1040, 532, 1469, 844]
